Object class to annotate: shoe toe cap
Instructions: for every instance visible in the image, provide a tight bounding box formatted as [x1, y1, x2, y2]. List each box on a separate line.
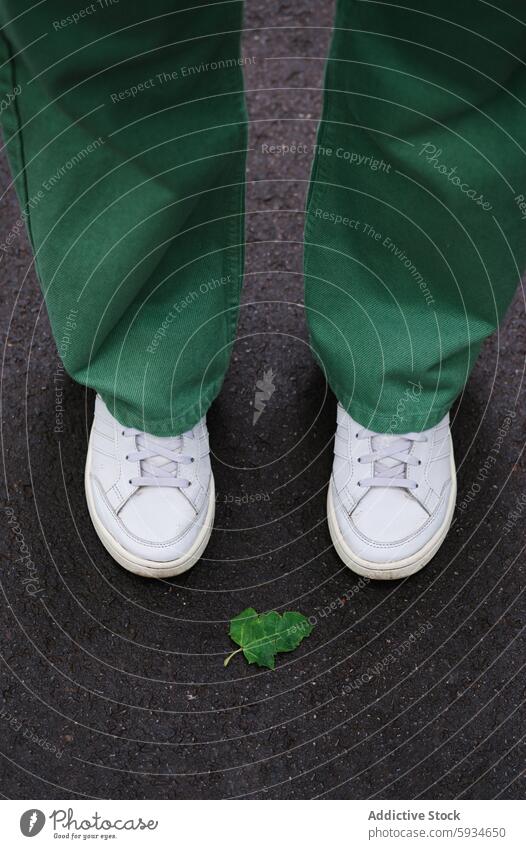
[331, 482, 452, 567]
[89, 476, 211, 564]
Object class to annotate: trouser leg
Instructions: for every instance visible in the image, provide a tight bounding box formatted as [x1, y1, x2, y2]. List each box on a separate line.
[0, 0, 247, 435]
[305, 0, 526, 432]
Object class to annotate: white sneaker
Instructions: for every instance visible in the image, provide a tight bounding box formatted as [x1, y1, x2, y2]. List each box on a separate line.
[327, 404, 456, 580]
[85, 396, 215, 578]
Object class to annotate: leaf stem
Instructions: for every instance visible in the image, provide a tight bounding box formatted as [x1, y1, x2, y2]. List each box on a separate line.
[223, 648, 242, 667]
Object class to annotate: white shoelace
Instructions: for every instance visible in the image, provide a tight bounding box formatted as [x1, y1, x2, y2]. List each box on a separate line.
[123, 428, 194, 488]
[356, 428, 428, 490]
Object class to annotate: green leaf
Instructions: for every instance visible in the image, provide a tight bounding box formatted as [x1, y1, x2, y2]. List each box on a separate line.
[224, 608, 313, 669]
[229, 607, 257, 647]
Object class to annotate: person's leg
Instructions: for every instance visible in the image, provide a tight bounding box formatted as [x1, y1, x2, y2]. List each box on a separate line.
[310, 0, 526, 578]
[0, 0, 247, 436]
[0, 0, 247, 577]
[305, 0, 526, 433]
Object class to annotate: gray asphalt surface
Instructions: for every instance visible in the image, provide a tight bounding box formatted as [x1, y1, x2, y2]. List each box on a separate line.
[1, 0, 525, 800]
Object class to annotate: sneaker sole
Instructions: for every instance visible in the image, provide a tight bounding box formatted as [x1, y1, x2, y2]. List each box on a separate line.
[327, 454, 457, 580]
[84, 441, 215, 579]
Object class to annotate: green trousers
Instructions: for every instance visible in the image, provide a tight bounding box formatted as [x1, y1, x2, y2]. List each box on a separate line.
[1, 1, 524, 435]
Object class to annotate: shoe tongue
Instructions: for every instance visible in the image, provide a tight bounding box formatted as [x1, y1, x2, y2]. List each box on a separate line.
[137, 433, 183, 472]
[370, 433, 408, 476]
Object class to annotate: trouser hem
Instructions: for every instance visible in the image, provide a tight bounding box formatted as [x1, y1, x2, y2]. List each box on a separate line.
[332, 383, 452, 434]
[98, 379, 222, 437]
